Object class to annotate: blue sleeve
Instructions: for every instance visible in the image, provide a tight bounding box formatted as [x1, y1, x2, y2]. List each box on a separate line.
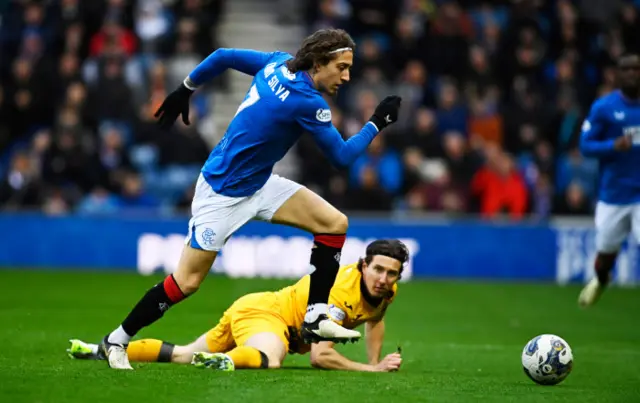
[188, 49, 290, 86]
[297, 97, 379, 168]
[579, 101, 615, 158]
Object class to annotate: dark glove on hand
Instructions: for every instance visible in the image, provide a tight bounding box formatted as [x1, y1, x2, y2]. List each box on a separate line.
[154, 82, 194, 129]
[369, 95, 402, 131]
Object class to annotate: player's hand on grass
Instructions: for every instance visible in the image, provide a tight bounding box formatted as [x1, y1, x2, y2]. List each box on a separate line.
[370, 96, 402, 131]
[374, 352, 402, 372]
[155, 83, 194, 129]
[614, 135, 632, 151]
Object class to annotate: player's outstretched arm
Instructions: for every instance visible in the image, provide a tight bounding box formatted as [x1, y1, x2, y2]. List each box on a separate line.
[155, 49, 287, 129]
[580, 101, 631, 157]
[309, 340, 401, 372]
[187, 48, 287, 86]
[365, 319, 385, 365]
[298, 96, 402, 167]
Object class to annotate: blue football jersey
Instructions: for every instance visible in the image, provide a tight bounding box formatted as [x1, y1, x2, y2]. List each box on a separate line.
[580, 90, 640, 204]
[187, 48, 379, 197]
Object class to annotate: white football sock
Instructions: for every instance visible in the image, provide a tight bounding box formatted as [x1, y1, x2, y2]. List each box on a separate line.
[107, 325, 132, 345]
[304, 303, 329, 323]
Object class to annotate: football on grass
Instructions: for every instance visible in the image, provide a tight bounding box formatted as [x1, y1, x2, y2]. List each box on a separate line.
[522, 334, 573, 385]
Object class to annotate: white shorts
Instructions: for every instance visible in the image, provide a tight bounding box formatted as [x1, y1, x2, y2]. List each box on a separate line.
[595, 201, 640, 253]
[185, 173, 303, 251]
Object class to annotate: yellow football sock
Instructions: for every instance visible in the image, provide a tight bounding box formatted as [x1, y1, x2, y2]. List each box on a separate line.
[226, 346, 268, 369]
[126, 339, 174, 362]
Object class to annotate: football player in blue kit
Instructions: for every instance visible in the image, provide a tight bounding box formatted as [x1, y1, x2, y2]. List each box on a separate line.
[579, 53, 640, 307]
[99, 29, 402, 369]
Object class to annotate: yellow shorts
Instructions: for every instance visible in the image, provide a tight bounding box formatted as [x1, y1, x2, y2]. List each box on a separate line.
[205, 292, 291, 353]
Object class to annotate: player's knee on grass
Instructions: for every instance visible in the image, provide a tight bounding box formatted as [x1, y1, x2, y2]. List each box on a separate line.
[243, 332, 286, 369]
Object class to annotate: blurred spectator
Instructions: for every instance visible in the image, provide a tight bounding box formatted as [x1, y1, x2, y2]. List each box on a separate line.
[556, 148, 599, 201]
[307, 0, 351, 32]
[619, 3, 640, 53]
[135, 0, 171, 54]
[435, 80, 468, 136]
[402, 107, 441, 158]
[348, 0, 398, 38]
[77, 187, 121, 215]
[165, 38, 202, 89]
[350, 135, 402, 198]
[395, 60, 433, 126]
[468, 95, 503, 147]
[115, 171, 159, 209]
[86, 57, 134, 121]
[465, 45, 497, 98]
[98, 125, 133, 189]
[442, 131, 480, 186]
[471, 146, 528, 219]
[0, 150, 42, 209]
[406, 161, 468, 215]
[89, 18, 137, 57]
[553, 181, 592, 216]
[429, 1, 474, 79]
[390, 13, 430, 76]
[347, 165, 393, 211]
[531, 173, 554, 220]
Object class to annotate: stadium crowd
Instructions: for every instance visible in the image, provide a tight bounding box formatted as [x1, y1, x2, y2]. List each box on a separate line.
[0, 0, 639, 219]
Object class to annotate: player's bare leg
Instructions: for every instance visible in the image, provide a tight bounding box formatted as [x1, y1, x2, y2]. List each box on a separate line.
[193, 332, 287, 370]
[271, 187, 360, 343]
[579, 252, 617, 307]
[101, 246, 217, 369]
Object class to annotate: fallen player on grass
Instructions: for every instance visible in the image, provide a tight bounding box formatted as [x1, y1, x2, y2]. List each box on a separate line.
[68, 240, 406, 372]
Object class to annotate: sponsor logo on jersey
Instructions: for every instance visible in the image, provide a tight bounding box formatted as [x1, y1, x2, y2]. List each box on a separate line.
[316, 108, 332, 122]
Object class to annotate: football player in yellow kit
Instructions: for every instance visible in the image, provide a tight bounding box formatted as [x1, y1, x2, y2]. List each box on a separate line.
[68, 240, 408, 372]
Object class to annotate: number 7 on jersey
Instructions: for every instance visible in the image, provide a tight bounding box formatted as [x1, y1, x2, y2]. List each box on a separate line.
[235, 84, 260, 117]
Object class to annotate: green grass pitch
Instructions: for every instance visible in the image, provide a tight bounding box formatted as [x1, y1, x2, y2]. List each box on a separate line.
[0, 270, 639, 403]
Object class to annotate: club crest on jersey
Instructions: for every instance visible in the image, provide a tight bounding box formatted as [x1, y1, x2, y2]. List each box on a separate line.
[316, 108, 332, 123]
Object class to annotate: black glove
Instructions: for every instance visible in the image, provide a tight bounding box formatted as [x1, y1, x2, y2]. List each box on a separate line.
[154, 82, 194, 129]
[369, 95, 402, 131]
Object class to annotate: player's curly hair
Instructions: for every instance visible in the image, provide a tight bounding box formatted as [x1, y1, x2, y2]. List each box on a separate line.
[286, 28, 356, 73]
[357, 239, 409, 278]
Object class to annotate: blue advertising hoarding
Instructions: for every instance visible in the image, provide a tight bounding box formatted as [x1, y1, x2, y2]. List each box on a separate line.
[0, 213, 636, 286]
